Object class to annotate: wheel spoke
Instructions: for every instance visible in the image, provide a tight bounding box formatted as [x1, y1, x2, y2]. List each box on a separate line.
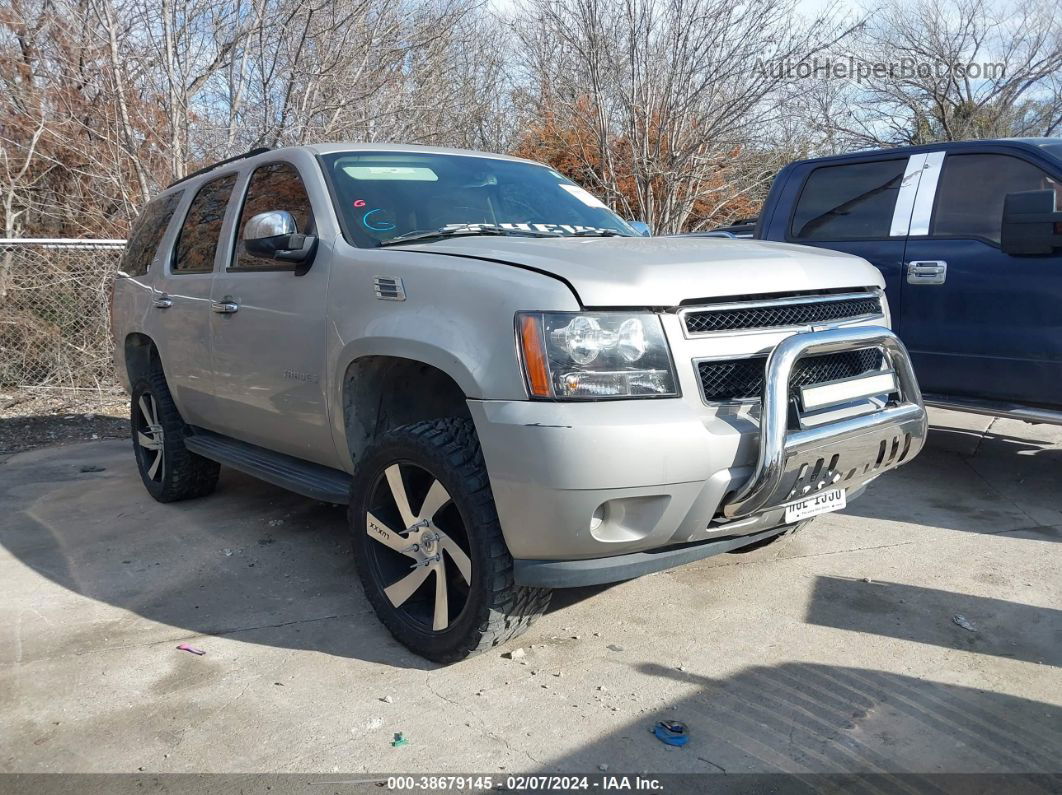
[385, 465, 417, 529]
[147, 449, 162, 479]
[433, 563, 449, 631]
[418, 479, 451, 522]
[440, 534, 471, 584]
[138, 431, 161, 451]
[138, 396, 154, 426]
[366, 511, 415, 556]
[384, 564, 431, 608]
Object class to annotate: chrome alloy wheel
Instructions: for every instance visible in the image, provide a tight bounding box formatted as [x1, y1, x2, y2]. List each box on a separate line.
[364, 463, 473, 632]
[135, 394, 165, 482]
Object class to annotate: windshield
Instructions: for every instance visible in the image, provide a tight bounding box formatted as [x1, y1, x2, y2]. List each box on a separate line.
[322, 151, 635, 247]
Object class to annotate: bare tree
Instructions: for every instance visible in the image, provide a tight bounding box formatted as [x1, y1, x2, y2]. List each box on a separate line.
[806, 0, 1062, 148]
[511, 0, 850, 233]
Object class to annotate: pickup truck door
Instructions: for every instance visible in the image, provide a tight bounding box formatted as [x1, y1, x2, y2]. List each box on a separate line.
[208, 158, 339, 467]
[785, 155, 922, 304]
[899, 150, 1062, 405]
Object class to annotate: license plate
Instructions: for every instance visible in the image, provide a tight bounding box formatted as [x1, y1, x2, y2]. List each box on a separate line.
[784, 488, 846, 522]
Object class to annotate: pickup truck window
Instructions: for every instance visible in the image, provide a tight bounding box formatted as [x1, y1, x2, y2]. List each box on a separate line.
[322, 151, 635, 247]
[172, 173, 237, 274]
[232, 162, 314, 271]
[932, 153, 1062, 244]
[121, 190, 182, 277]
[791, 160, 907, 241]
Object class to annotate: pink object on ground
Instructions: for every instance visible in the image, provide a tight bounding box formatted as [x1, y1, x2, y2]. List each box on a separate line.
[176, 643, 205, 656]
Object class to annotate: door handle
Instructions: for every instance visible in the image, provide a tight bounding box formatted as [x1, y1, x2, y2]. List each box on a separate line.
[152, 294, 172, 309]
[211, 297, 239, 314]
[906, 260, 947, 285]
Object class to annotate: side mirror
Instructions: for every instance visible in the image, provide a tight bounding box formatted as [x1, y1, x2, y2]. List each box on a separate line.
[1001, 189, 1062, 255]
[628, 220, 651, 237]
[243, 210, 318, 271]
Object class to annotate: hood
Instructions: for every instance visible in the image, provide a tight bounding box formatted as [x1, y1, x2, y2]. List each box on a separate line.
[400, 236, 884, 306]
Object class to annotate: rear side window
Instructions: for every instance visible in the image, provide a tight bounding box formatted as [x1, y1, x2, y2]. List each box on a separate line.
[121, 191, 182, 277]
[791, 160, 907, 240]
[232, 162, 314, 271]
[932, 153, 1062, 244]
[172, 173, 237, 274]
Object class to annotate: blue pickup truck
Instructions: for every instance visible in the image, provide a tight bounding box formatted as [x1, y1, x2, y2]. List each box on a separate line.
[742, 138, 1062, 424]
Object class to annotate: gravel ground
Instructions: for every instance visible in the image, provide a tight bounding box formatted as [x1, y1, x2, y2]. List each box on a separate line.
[0, 390, 129, 456]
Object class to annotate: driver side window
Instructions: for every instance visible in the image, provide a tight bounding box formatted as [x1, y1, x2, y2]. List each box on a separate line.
[232, 162, 314, 271]
[932, 154, 1062, 245]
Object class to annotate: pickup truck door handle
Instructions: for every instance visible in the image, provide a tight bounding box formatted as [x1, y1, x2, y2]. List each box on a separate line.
[211, 297, 239, 314]
[152, 294, 172, 309]
[906, 260, 947, 285]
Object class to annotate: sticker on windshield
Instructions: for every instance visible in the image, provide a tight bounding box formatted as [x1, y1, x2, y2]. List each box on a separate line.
[559, 183, 608, 209]
[342, 166, 439, 181]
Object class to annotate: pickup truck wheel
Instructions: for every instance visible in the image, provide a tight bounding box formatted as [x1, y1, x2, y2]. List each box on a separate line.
[350, 418, 551, 663]
[130, 372, 220, 503]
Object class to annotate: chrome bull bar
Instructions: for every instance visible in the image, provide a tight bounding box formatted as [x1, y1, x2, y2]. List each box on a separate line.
[722, 325, 928, 519]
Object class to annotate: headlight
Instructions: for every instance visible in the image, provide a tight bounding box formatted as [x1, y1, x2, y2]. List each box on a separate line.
[517, 311, 679, 399]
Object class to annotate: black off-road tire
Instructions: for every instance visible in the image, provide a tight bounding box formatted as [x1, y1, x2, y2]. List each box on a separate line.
[350, 417, 551, 663]
[130, 369, 220, 503]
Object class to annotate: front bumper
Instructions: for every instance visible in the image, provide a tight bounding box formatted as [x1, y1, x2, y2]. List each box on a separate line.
[513, 525, 791, 588]
[469, 325, 927, 581]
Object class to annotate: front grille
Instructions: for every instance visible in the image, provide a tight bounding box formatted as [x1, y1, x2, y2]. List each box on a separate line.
[697, 348, 884, 402]
[684, 294, 882, 335]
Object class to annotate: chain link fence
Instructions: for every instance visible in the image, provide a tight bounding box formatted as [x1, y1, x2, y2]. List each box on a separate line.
[1, 239, 126, 408]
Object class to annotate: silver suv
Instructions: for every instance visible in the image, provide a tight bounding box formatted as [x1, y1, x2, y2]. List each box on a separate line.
[111, 143, 928, 662]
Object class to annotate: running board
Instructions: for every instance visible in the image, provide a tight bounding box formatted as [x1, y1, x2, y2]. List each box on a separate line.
[184, 429, 351, 504]
[924, 395, 1062, 427]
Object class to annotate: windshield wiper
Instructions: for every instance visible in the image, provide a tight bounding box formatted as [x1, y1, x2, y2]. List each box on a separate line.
[379, 226, 561, 248]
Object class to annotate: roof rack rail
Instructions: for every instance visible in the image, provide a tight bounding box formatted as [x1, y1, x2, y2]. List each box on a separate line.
[166, 147, 272, 189]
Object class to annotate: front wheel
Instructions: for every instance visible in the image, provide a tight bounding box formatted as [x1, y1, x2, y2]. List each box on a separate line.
[349, 418, 551, 663]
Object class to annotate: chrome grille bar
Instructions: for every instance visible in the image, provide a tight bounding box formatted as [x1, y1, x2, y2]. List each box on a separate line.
[680, 291, 883, 336]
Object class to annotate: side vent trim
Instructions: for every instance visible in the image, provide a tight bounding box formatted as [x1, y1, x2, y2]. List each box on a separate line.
[373, 276, 406, 301]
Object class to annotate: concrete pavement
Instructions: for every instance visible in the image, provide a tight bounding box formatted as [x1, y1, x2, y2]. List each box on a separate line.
[0, 409, 1059, 775]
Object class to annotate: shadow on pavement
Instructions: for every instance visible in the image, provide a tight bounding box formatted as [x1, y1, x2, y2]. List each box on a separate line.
[550, 661, 1062, 775]
[0, 440, 620, 669]
[2, 422, 1059, 670]
[1, 440, 431, 668]
[840, 422, 1062, 540]
[804, 575, 1061, 667]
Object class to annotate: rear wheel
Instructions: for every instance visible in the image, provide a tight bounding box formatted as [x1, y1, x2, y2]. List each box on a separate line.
[350, 418, 550, 662]
[130, 370, 219, 502]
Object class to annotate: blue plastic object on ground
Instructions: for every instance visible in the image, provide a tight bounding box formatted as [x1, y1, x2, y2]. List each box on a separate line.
[651, 720, 689, 747]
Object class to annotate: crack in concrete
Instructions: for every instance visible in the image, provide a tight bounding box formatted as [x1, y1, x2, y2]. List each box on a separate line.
[423, 672, 542, 766]
[697, 755, 727, 773]
[966, 416, 999, 460]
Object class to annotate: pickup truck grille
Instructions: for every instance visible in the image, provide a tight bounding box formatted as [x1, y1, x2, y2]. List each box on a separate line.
[698, 348, 884, 402]
[683, 293, 882, 335]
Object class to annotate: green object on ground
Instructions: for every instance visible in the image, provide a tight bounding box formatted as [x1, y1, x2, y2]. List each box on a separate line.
[391, 732, 409, 748]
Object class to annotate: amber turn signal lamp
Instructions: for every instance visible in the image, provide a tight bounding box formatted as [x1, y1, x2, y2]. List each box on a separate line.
[519, 314, 551, 397]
